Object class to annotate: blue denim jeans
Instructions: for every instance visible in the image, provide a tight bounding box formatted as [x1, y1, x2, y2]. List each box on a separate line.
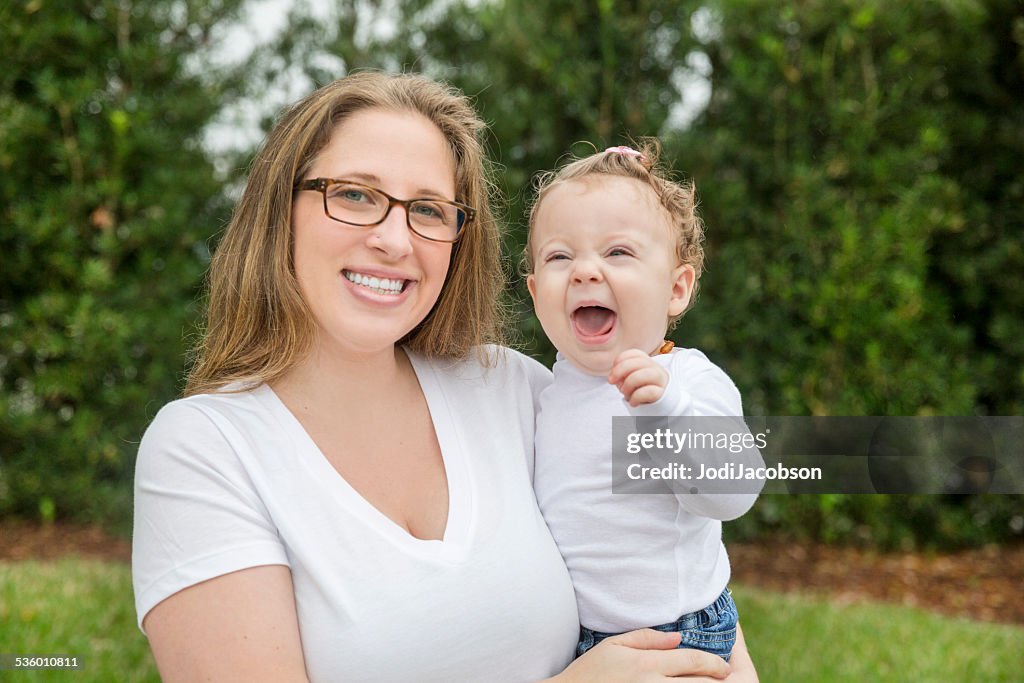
[575, 587, 738, 661]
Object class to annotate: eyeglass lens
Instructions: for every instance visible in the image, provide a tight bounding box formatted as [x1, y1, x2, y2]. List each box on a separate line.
[325, 182, 465, 240]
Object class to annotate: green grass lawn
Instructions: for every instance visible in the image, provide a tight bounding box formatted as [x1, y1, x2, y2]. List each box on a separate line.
[0, 559, 157, 682]
[1, 559, 1021, 682]
[731, 585, 1024, 682]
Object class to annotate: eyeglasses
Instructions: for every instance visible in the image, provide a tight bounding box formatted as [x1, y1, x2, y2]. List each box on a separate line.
[295, 178, 474, 243]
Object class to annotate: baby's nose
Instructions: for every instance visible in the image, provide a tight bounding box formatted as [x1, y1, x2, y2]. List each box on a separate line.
[571, 258, 604, 283]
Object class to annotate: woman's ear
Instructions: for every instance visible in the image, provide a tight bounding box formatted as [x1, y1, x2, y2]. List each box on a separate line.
[667, 264, 696, 317]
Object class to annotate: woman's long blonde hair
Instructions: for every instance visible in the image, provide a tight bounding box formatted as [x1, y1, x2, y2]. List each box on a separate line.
[185, 72, 504, 396]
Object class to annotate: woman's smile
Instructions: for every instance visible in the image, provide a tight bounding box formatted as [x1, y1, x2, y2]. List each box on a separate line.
[342, 269, 409, 296]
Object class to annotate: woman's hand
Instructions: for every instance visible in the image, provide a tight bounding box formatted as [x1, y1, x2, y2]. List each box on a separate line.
[549, 628, 732, 683]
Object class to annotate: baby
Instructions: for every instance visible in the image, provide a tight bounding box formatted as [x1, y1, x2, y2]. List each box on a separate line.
[526, 143, 760, 660]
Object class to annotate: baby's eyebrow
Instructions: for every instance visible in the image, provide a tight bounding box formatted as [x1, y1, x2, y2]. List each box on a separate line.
[602, 235, 644, 248]
[534, 237, 568, 252]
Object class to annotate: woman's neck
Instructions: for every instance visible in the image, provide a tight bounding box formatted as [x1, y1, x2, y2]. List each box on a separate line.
[271, 341, 410, 411]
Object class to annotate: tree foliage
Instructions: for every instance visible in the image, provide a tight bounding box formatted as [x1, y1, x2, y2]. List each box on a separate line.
[269, 0, 1022, 548]
[2, 0, 1020, 546]
[675, 0, 1023, 418]
[0, 0, 246, 525]
[273, 2, 1021, 418]
[270, 0, 712, 356]
[671, 0, 1024, 547]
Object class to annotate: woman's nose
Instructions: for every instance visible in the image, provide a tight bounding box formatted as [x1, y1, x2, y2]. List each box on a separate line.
[368, 206, 414, 258]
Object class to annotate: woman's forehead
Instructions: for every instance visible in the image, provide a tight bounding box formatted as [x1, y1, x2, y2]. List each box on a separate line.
[311, 108, 457, 196]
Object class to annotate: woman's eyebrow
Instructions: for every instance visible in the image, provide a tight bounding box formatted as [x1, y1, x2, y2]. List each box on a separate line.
[332, 171, 381, 184]
[331, 171, 453, 200]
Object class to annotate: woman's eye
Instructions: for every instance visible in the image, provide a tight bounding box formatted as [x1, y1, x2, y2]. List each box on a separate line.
[327, 188, 363, 201]
[328, 185, 374, 204]
[412, 203, 443, 219]
[339, 189, 368, 202]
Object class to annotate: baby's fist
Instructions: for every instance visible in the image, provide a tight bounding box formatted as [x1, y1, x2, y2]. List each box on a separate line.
[608, 349, 669, 407]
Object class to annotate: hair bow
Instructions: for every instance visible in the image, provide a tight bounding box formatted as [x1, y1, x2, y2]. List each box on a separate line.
[604, 146, 645, 160]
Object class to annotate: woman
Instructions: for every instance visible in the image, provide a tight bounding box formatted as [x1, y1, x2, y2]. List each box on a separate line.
[132, 71, 756, 682]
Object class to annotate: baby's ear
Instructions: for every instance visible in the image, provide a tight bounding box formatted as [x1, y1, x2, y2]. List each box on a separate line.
[526, 273, 538, 303]
[668, 264, 696, 317]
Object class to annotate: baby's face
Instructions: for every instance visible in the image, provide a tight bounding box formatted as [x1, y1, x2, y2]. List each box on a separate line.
[527, 175, 694, 376]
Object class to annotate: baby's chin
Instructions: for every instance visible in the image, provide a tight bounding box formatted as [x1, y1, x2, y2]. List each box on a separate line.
[560, 350, 615, 377]
[560, 335, 670, 377]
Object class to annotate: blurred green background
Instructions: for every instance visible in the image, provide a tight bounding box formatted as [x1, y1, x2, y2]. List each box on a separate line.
[1, 0, 1021, 548]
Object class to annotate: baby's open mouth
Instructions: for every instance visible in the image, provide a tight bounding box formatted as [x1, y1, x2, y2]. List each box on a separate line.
[571, 305, 616, 340]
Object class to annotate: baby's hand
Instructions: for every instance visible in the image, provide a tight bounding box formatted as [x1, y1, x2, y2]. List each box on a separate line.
[608, 349, 669, 407]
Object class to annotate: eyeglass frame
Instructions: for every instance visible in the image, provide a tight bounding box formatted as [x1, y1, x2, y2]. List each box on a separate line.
[294, 177, 475, 244]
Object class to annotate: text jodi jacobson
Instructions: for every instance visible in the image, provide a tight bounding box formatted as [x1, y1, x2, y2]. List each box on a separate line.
[625, 462, 823, 482]
[618, 423, 819, 490]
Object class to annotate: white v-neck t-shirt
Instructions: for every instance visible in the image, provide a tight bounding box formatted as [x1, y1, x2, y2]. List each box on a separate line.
[132, 346, 579, 683]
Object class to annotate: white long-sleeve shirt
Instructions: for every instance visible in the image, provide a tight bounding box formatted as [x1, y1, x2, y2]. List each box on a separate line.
[533, 347, 759, 632]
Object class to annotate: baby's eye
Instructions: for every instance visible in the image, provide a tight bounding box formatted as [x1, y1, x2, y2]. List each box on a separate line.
[607, 247, 633, 257]
[544, 253, 570, 262]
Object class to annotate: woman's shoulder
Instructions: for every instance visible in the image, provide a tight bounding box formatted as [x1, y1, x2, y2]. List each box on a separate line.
[413, 344, 551, 380]
[486, 344, 552, 381]
[140, 383, 276, 456]
[408, 345, 552, 405]
[149, 382, 265, 423]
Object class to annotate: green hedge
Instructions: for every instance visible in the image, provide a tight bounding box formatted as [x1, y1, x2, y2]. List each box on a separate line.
[1, 1, 1021, 547]
[0, 0, 244, 529]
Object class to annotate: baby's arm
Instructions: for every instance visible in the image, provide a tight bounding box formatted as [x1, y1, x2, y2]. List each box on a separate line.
[610, 348, 763, 520]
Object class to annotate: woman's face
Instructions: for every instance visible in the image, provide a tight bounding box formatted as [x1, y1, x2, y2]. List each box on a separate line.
[291, 108, 456, 357]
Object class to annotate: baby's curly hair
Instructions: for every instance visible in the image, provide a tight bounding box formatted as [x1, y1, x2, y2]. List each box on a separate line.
[524, 139, 705, 323]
